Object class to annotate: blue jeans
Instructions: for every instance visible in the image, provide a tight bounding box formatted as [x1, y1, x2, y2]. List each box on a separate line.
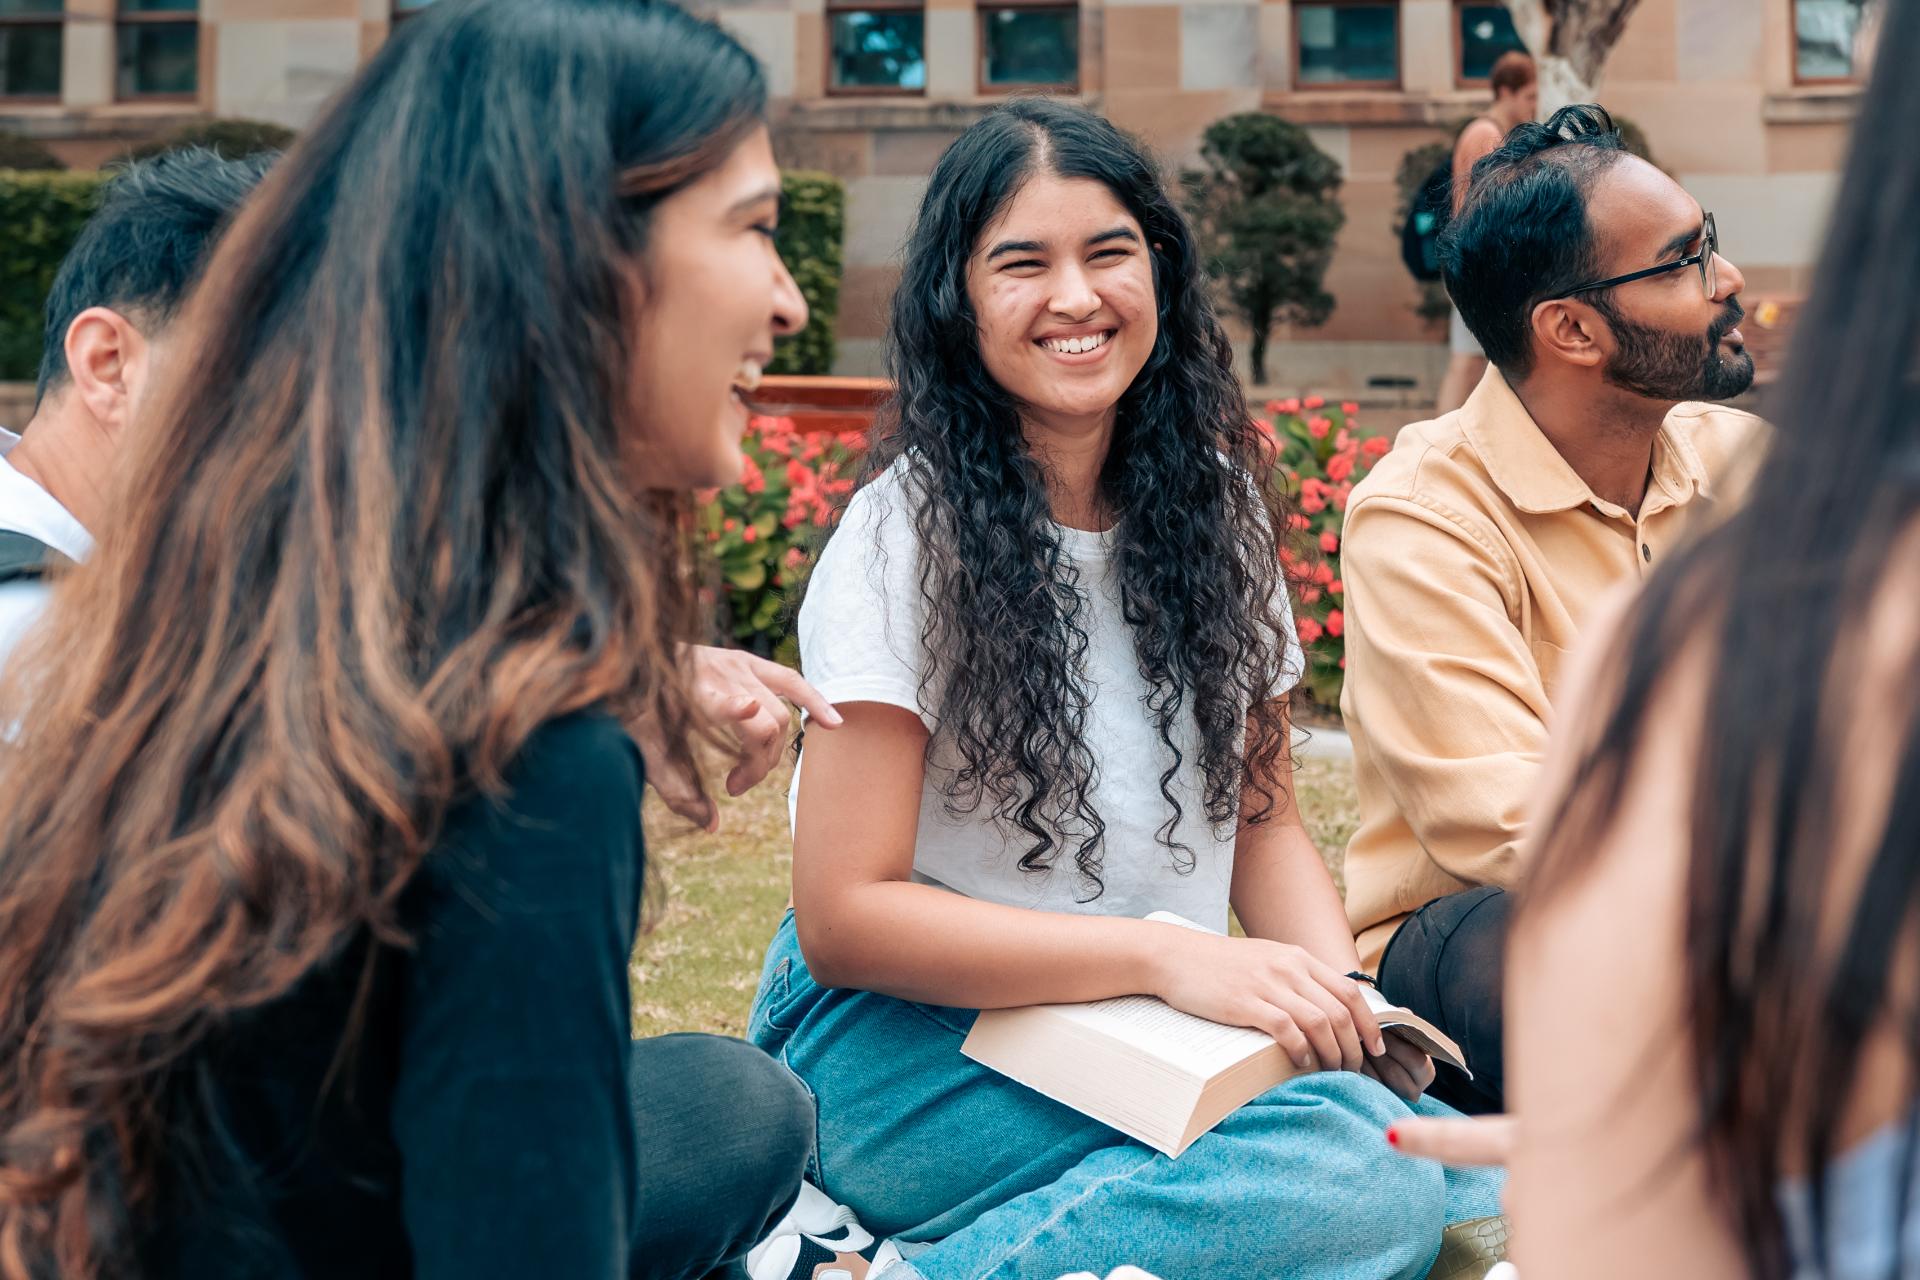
[748, 912, 1504, 1280]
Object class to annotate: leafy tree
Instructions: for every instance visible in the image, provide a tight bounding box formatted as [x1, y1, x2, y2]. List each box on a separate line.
[1182, 113, 1343, 386]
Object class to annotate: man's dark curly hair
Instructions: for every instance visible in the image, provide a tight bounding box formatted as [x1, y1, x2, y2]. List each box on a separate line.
[1442, 103, 1628, 375]
[821, 98, 1299, 897]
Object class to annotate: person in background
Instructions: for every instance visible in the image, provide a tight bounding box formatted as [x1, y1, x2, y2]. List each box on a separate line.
[1434, 50, 1537, 417]
[0, 2, 829, 1277]
[1341, 104, 1766, 1114]
[0, 149, 270, 661]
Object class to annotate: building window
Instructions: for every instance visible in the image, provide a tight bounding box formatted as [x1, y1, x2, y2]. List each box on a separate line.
[0, 0, 62, 100]
[827, 0, 925, 95]
[1456, 2, 1526, 84]
[118, 0, 199, 100]
[980, 2, 1078, 93]
[1294, 1, 1399, 89]
[1794, 0, 1866, 82]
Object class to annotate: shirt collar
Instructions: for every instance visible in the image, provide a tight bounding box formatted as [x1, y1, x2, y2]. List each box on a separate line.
[1457, 368, 1712, 517]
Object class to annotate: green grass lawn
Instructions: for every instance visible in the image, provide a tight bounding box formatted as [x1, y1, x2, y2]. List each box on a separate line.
[632, 754, 1362, 1038]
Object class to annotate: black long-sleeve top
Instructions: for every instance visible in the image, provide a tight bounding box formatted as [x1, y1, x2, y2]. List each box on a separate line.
[140, 711, 646, 1278]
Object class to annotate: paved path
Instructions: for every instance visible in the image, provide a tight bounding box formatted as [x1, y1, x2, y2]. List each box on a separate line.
[1292, 724, 1353, 762]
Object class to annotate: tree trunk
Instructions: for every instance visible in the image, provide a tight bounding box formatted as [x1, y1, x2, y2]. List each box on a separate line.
[1249, 322, 1270, 387]
[1503, 0, 1647, 116]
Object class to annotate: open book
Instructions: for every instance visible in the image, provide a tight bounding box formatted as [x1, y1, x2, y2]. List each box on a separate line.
[960, 912, 1468, 1158]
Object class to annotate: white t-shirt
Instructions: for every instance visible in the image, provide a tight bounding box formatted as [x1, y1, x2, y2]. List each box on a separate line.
[795, 458, 1302, 933]
[0, 427, 94, 669]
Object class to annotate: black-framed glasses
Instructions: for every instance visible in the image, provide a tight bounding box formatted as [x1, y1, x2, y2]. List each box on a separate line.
[1566, 212, 1718, 300]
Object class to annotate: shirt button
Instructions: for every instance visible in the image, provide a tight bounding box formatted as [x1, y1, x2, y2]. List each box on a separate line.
[1642, 543, 1653, 563]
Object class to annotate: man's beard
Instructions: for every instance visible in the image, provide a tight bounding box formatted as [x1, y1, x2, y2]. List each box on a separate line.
[1598, 298, 1756, 402]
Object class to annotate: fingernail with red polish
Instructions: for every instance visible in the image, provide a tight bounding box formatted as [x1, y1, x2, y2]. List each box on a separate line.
[1386, 1127, 1400, 1148]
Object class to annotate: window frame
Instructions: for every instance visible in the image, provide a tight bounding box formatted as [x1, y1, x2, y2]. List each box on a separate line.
[1452, 0, 1527, 89]
[1290, 0, 1402, 93]
[824, 0, 928, 99]
[0, 3, 63, 104]
[1790, 0, 1867, 86]
[115, 1, 200, 104]
[976, 0, 1080, 97]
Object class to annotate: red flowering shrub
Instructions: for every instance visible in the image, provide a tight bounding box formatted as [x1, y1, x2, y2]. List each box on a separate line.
[698, 415, 860, 655]
[1256, 396, 1391, 707]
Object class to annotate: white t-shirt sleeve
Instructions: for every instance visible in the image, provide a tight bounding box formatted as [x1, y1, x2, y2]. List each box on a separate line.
[1270, 576, 1306, 698]
[796, 473, 935, 730]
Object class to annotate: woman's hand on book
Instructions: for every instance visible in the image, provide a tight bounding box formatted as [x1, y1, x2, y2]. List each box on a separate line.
[1150, 932, 1384, 1073]
[1359, 1030, 1436, 1102]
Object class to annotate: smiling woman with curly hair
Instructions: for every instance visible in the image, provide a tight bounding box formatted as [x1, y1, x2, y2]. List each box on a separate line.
[745, 98, 1503, 1280]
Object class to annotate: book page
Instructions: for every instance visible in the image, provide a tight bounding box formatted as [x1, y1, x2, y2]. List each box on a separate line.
[1053, 993, 1275, 1076]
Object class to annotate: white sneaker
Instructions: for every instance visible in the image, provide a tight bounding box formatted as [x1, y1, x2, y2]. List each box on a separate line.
[746, 1180, 884, 1280]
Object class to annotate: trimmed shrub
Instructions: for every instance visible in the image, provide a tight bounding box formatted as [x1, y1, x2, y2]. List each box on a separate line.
[0, 132, 64, 172]
[125, 119, 297, 163]
[0, 172, 105, 382]
[1258, 396, 1392, 708]
[698, 415, 860, 657]
[769, 170, 845, 377]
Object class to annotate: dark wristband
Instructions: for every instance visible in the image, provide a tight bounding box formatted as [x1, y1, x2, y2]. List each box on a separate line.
[1345, 971, 1379, 989]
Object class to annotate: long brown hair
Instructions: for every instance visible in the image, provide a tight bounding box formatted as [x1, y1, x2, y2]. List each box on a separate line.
[0, 1, 765, 1273]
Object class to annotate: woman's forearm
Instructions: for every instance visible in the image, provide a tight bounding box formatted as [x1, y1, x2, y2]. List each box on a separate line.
[1230, 819, 1363, 972]
[796, 881, 1181, 1008]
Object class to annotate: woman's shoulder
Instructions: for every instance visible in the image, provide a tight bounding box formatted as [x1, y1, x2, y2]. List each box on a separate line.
[435, 709, 645, 869]
[508, 709, 645, 796]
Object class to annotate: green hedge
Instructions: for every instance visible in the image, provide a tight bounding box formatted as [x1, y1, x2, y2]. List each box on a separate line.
[0, 171, 104, 382]
[0, 165, 847, 385]
[769, 169, 845, 377]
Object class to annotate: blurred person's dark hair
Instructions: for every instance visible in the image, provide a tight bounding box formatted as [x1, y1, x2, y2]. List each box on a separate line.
[1439, 104, 1626, 375]
[1488, 50, 1535, 96]
[1526, 1, 1920, 1272]
[35, 147, 275, 404]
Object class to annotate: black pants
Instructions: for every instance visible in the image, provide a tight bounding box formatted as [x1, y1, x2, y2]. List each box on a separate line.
[1376, 886, 1510, 1115]
[631, 1033, 814, 1280]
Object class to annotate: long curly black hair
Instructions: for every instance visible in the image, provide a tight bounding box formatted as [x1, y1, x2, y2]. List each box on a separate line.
[830, 98, 1300, 897]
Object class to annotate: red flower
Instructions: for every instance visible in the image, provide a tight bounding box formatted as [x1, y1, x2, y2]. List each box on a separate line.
[1330, 578, 1344, 595]
[1320, 530, 1340, 554]
[1277, 397, 1301, 415]
[722, 518, 737, 532]
[1332, 482, 1353, 513]
[1341, 401, 1360, 417]
[1297, 617, 1324, 645]
[1361, 435, 1391, 461]
[1308, 416, 1332, 439]
[783, 547, 807, 570]
[1326, 452, 1355, 482]
[1301, 587, 1321, 603]
[1289, 513, 1311, 531]
[1334, 428, 1354, 453]
[1303, 395, 1326, 411]
[1338, 657, 1346, 670]
[742, 525, 759, 544]
[1325, 609, 1344, 638]
[1264, 400, 1286, 415]
[1313, 562, 1334, 586]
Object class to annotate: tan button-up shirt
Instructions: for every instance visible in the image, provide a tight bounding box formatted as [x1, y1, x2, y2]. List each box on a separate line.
[1340, 369, 1766, 970]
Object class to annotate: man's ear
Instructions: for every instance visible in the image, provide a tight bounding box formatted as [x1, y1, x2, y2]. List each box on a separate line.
[1528, 297, 1606, 371]
[62, 306, 148, 436]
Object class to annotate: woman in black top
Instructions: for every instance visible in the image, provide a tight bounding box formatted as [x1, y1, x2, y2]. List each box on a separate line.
[0, 2, 814, 1277]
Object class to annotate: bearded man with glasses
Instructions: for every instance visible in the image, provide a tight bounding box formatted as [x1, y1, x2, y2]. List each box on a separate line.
[1336, 105, 1767, 1115]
